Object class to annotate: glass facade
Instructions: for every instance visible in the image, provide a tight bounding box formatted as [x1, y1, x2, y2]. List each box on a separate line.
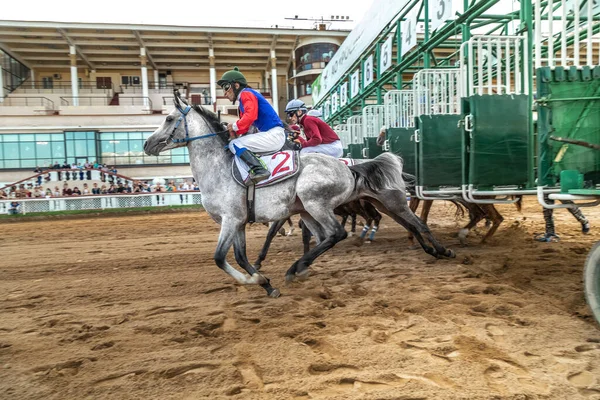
[295, 43, 339, 74]
[0, 132, 189, 169]
[2, 52, 30, 94]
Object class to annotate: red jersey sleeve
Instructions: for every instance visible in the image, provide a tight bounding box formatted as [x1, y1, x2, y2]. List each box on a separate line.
[233, 91, 258, 135]
[298, 117, 323, 147]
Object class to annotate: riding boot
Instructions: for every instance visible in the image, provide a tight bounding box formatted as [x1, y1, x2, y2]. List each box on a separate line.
[239, 150, 270, 184]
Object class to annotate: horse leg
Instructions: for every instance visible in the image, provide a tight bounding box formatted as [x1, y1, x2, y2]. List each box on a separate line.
[407, 197, 421, 247]
[286, 209, 347, 282]
[370, 191, 455, 258]
[457, 202, 486, 245]
[286, 217, 295, 236]
[479, 204, 503, 244]
[254, 218, 287, 270]
[214, 220, 266, 286]
[366, 202, 382, 241]
[232, 227, 280, 297]
[351, 212, 357, 235]
[300, 219, 312, 254]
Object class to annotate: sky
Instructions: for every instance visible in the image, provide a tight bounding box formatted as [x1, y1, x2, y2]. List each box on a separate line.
[1, 0, 374, 30]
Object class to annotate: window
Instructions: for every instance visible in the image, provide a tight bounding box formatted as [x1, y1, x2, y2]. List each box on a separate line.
[99, 132, 189, 166]
[295, 43, 339, 74]
[0, 133, 66, 169]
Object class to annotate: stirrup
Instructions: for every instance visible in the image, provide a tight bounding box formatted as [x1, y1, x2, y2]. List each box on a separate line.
[534, 233, 560, 242]
[248, 168, 270, 185]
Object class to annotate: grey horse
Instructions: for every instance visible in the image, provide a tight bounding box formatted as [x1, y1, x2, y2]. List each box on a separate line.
[144, 94, 454, 297]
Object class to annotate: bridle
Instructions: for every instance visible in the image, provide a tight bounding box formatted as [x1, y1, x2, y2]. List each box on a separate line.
[162, 101, 229, 145]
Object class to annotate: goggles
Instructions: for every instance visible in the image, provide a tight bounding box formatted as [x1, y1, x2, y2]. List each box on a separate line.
[221, 82, 232, 92]
[286, 110, 297, 118]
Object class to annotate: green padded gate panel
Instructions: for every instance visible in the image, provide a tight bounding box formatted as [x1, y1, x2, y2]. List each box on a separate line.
[348, 143, 364, 159]
[537, 66, 600, 186]
[387, 127, 417, 176]
[417, 115, 464, 188]
[364, 137, 384, 159]
[467, 94, 530, 187]
[342, 147, 350, 158]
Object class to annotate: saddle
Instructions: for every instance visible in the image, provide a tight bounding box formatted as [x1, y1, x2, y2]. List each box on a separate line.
[232, 150, 300, 188]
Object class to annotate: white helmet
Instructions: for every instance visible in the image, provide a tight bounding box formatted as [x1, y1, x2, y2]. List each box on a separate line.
[307, 109, 322, 117]
[285, 99, 308, 114]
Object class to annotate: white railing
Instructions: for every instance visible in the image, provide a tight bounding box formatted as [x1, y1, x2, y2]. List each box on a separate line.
[347, 115, 363, 144]
[362, 105, 386, 138]
[384, 90, 416, 128]
[333, 124, 351, 147]
[0, 192, 202, 215]
[534, 0, 599, 68]
[414, 68, 463, 115]
[460, 36, 528, 96]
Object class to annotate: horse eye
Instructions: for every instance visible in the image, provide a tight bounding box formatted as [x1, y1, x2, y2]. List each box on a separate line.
[166, 115, 174, 122]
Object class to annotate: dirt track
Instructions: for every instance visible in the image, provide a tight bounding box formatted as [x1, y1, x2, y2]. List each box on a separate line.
[1, 198, 600, 400]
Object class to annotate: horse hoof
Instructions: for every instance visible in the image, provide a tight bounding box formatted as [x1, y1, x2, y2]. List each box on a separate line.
[268, 288, 281, 298]
[296, 269, 310, 281]
[446, 249, 456, 258]
[285, 274, 296, 283]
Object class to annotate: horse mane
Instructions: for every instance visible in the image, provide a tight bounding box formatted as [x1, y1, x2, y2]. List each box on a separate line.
[192, 105, 226, 133]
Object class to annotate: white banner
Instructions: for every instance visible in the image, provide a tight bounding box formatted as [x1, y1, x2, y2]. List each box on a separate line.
[311, 0, 411, 104]
[350, 69, 360, 98]
[323, 100, 330, 120]
[430, 0, 453, 31]
[402, 7, 418, 55]
[331, 92, 339, 113]
[380, 34, 394, 74]
[364, 54, 374, 88]
[340, 82, 348, 106]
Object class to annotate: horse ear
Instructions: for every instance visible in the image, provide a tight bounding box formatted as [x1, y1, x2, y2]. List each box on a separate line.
[173, 89, 181, 107]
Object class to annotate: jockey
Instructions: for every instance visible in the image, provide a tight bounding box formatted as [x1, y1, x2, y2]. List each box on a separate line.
[285, 99, 343, 157]
[218, 67, 285, 184]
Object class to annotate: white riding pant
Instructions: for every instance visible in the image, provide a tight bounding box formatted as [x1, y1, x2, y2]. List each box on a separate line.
[300, 140, 343, 158]
[228, 126, 286, 156]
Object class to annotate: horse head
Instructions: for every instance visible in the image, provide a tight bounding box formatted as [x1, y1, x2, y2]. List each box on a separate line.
[144, 90, 194, 155]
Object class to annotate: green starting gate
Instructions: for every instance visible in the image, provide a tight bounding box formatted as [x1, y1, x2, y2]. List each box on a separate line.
[383, 90, 417, 176]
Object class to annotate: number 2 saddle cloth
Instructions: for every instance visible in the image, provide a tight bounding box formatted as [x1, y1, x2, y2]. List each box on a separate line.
[231, 152, 357, 187]
[232, 150, 300, 187]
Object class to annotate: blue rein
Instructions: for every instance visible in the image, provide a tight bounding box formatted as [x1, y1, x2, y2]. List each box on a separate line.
[168, 104, 223, 143]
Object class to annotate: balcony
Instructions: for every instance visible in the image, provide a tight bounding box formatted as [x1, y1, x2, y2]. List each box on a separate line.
[59, 96, 153, 115]
[0, 97, 56, 116]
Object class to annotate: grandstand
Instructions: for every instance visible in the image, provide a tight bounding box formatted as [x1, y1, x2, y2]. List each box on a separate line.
[0, 20, 349, 186]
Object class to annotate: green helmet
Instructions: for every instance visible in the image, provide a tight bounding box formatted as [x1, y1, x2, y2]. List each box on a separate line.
[217, 67, 247, 87]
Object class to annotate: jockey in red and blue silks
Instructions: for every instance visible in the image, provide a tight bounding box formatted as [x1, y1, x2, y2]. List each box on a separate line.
[218, 67, 285, 185]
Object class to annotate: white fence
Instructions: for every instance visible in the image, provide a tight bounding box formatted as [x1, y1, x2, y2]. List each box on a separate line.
[384, 90, 415, 129]
[0, 192, 203, 215]
[362, 105, 386, 138]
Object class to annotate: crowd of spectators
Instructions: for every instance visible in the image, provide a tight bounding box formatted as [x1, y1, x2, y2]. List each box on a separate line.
[1, 180, 199, 200]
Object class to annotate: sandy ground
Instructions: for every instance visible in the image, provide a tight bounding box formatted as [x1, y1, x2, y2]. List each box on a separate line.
[1, 198, 600, 400]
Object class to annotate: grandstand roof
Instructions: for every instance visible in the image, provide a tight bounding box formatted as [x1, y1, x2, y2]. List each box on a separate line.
[0, 20, 349, 72]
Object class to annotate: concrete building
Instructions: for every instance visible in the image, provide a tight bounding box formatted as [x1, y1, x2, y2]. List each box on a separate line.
[0, 20, 348, 184]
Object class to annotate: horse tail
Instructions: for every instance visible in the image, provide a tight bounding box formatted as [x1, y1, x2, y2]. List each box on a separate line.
[350, 153, 406, 194]
[449, 199, 466, 219]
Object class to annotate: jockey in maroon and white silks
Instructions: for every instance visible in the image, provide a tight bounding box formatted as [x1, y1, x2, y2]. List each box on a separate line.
[285, 99, 343, 158]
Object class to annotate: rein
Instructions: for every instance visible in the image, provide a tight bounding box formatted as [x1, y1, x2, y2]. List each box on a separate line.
[164, 104, 229, 144]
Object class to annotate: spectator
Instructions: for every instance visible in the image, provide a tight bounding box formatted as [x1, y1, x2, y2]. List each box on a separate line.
[153, 183, 165, 205]
[8, 201, 21, 215]
[84, 160, 91, 169]
[202, 88, 211, 105]
[53, 161, 61, 169]
[45, 188, 52, 197]
[93, 160, 99, 169]
[62, 183, 72, 196]
[53, 186, 61, 197]
[72, 186, 82, 196]
[107, 184, 117, 194]
[100, 185, 108, 194]
[82, 183, 90, 195]
[92, 183, 100, 195]
[62, 161, 70, 169]
[32, 186, 44, 198]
